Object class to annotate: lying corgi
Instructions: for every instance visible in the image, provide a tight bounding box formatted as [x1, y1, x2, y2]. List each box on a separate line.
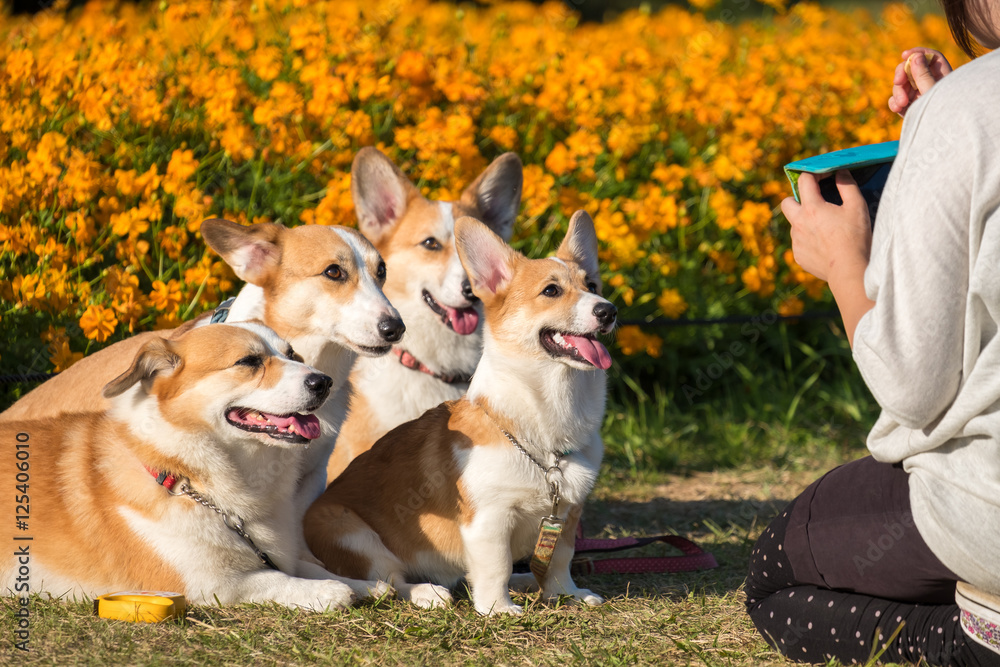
[305, 212, 616, 615]
[326, 147, 522, 481]
[1, 219, 402, 523]
[1, 323, 387, 609]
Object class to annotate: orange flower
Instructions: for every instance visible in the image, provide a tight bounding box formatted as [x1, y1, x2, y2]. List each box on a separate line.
[149, 279, 183, 313]
[778, 296, 805, 317]
[49, 339, 83, 372]
[544, 143, 575, 177]
[163, 149, 199, 195]
[79, 305, 118, 342]
[617, 325, 663, 358]
[657, 289, 689, 319]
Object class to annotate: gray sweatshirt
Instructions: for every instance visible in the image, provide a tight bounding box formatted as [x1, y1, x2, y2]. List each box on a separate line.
[853, 49, 1000, 593]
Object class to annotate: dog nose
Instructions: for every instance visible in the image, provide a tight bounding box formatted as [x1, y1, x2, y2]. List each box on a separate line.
[461, 279, 479, 303]
[593, 301, 617, 327]
[304, 373, 333, 401]
[377, 316, 406, 343]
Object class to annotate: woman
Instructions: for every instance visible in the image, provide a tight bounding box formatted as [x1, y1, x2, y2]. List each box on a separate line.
[745, 1, 1000, 664]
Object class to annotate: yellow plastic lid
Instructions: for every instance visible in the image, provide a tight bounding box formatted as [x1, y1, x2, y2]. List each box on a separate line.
[94, 591, 187, 623]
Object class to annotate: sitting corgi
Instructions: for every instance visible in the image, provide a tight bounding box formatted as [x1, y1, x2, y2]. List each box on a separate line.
[1, 323, 387, 609]
[304, 211, 615, 615]
[326, 147, 522, 481]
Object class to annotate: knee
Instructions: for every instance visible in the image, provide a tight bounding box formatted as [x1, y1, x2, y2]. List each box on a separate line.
[744, 501, 797, 609]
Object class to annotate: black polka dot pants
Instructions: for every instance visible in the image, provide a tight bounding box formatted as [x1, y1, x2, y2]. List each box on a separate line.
[744, 457, 999, 666]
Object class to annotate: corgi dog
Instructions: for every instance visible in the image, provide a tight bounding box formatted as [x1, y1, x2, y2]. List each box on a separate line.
[326, 148, 522, 481]
[1, 323, 388, 609]
[1, 219, 403, 526]
[304, 212, 616, 615]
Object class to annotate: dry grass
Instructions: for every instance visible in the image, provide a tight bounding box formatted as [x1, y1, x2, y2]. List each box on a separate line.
[1, 452, 898, 666]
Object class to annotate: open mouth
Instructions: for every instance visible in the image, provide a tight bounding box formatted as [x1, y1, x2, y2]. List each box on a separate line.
[540, 329, 613, 370]
[226, 407, 322, 443]
[422, 290, 479, 335]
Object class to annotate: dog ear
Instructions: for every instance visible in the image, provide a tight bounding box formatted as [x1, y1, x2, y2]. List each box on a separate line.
[460, 152, 522, 242]
[201, 218, 284, 286]
[351, 147, 417, 244]
[103, 337, 181, 399]
[455, 216, 516, 296]
[557, 210, 601, 287]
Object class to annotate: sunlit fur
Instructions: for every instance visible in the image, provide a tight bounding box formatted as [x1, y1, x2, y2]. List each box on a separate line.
[328, 148, 522, 481]
[305, 211, 614, 615]
[0, 323, 387, 609]
[0, 220, 400, 536]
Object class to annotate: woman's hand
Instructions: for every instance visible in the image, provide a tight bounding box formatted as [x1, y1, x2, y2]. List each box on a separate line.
[781, 171, 875, 345]
[782, 171, 871, 283]
[888, 48, 953, 117]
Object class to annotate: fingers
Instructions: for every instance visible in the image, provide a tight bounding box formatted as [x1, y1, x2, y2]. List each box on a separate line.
[889, 62, 912, 116]
[906, 52, 937, 94]
[780, 195, 800, 222]
[890, 47, 952, 116]
[796, 172, 823, 205]
[888, 95, 905, 117]
[834, 170, 866, 212]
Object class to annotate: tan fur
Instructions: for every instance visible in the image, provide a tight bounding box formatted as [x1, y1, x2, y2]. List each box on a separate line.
[2, 323, 383, 608]
[308, 401, 493, 573]
[4, 415, 188, 593]
[328, 149, 522, 480]
[306, 213, 612, 615]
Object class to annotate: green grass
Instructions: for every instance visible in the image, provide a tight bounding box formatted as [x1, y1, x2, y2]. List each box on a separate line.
[3, 453, 885, 665]
[0, 296, 886, 665]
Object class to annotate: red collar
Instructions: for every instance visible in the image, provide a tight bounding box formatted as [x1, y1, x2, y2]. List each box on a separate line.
[392, 347, 472, 385]
[144, 465, 179, 491]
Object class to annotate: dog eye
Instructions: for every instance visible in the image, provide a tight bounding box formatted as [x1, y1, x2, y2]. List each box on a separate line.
[235, 355, 263, 369]
[286, 347, 302, 362]
[587, 282, 598, 294]
[376, 261, 386, 281]
[421, 237, 442, 251]
[324, 264, 345, 281]
[541, 284, 562, 298]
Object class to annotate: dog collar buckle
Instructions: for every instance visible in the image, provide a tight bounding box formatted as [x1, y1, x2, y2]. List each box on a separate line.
[210, 297, 236, 324]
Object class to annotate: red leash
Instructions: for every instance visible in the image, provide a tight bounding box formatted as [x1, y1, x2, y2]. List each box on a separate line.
[572, 524, 718, 576]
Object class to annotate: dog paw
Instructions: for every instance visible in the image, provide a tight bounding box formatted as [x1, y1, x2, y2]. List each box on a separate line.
[367, 579, 395, 600]
[508, 572, 540, 594]
[542, 588, 605, 607]
[408, 583, 453, 609]
[305, 580, 357, 611]
[575, 589, 605, 606]
[477, 600, 524, 616]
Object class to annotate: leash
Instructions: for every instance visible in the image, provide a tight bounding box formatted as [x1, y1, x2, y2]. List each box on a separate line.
[144, 465, 280, 571]
[572, 522, 718, 575]
[392, 347, 472, 384]
[476, 403, 719, 579]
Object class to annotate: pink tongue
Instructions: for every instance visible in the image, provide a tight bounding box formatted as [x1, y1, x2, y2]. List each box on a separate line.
[563, 334, 612, 370]
[266, 413, 322, 440]
[444, 306, 479, 335]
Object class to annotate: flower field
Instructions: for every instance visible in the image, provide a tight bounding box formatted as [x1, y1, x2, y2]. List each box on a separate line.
[0, 0, 964, 390]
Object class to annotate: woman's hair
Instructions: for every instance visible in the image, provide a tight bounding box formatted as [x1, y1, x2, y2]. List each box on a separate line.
[941, 0, 985, 57]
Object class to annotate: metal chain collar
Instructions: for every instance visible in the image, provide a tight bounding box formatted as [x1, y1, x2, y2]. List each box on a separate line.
[168, 477, 279, 570]
[477, 403, 564, 519]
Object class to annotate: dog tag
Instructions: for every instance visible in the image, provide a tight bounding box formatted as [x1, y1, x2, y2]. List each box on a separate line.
[529, 516, 564, 586]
